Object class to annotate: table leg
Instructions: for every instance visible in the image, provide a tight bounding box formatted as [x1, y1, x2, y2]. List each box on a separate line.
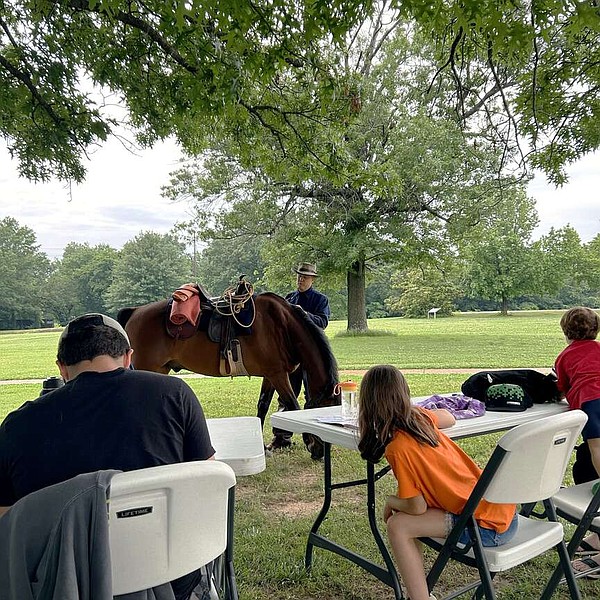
[304, 442, 404, 599]
[305, 442, 334, 571]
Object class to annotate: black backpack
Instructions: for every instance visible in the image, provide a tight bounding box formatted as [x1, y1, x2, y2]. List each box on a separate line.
[461, 369, 561, 406]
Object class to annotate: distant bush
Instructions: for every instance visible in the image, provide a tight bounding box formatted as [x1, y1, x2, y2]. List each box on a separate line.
[334, 328, 397, 338]
[517, 301, 539, 310]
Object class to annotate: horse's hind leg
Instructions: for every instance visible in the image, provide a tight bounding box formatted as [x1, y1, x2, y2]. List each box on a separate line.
[263, 372, 302, 451]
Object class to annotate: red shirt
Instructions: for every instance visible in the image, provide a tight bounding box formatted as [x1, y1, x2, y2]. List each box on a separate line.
[384, 409, 516, 533]
[555, 339, 600, 409]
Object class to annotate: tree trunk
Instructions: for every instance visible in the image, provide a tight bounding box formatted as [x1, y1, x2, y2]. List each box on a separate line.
[500, 294, 509, 316]
[347, 259, 368, 332]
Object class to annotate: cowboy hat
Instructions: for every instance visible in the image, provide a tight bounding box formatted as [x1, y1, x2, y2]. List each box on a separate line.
[292, 262, 319, 277]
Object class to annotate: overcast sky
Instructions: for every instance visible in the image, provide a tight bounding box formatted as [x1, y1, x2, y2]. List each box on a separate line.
[0, 137, 192, 259]
[0, 138, 599, 260]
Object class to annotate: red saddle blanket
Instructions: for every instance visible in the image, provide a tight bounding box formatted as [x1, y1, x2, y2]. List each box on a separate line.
[170, 284, 201, 326]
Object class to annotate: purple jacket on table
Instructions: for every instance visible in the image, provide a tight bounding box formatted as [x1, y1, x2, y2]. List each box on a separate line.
[285, 287, 330, 329]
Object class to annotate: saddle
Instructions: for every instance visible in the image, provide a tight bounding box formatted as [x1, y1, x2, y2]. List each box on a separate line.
[165, 277, 256, 377]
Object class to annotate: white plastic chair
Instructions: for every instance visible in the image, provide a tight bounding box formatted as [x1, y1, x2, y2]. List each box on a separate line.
[108, 461, 236, 598]
[420, 410, 587, 600]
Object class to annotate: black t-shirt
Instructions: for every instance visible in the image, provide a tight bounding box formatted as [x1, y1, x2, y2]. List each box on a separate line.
[0, 368, 215, 505]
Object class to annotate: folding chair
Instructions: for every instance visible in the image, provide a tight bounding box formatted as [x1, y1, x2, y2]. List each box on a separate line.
[540, 477, 600, 597]
[108, 460, 237, 599]
[420, 410, 587, 600]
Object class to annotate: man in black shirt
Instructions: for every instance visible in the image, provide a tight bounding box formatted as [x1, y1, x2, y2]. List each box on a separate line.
[0, 313, 215, 600]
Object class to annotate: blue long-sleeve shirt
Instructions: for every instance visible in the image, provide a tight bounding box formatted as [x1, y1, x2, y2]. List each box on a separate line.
[285, 287, 330, 329]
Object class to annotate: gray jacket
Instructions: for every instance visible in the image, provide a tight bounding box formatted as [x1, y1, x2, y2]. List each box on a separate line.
[0, 471, 174, 600]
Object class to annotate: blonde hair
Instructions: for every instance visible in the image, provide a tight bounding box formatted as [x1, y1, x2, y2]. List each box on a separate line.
[357, 365, 439, 462]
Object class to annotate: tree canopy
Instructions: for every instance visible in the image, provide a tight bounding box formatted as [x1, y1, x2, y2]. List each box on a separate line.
[164, 13, 525, 330]
[0, 0, 367, 182]
[1, 0, 598, 184]
[401, 0, 600, 184]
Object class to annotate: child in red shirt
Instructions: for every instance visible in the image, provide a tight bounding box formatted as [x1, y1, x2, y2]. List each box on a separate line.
[357, 365, 517, 600]
[554, 307, 600, 575]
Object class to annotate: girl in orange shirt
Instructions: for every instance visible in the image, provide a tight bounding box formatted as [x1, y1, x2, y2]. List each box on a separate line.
[357, 365, 517, 600]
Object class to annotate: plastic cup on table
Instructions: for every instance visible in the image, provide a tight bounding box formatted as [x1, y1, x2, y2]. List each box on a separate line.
[340, 380, 358, 419]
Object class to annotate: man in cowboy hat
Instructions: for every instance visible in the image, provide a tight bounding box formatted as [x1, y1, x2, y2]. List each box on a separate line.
[269, 263, 332, 448]
[285, 262, 331, 329]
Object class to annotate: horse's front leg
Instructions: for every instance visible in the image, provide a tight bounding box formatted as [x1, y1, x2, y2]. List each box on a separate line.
[265, 371, 302, 452]
[256, 378, 276, 428]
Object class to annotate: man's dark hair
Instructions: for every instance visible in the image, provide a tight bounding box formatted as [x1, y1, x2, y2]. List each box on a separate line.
[57, 325, 130, 366]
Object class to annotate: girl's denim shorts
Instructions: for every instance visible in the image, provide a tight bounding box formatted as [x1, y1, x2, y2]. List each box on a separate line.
[446, 511, 518, 547]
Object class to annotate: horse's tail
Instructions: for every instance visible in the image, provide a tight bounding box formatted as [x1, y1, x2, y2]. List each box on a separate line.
[116, 307, 137, 328]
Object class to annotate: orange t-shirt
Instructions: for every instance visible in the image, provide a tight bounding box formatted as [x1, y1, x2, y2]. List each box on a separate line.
[384, 409, 516, 533]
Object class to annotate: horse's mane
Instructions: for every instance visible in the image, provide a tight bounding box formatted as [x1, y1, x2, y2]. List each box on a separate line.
[116, 307, 136, 328]
[258, 292, 339, 396]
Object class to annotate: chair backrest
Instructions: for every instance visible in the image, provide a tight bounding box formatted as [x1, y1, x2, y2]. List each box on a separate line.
[108, 460, 236, 595]
[483, 410, 587, 505]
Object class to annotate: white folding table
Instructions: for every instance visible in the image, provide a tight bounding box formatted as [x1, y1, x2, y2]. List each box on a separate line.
[206, 416, 266, 600]
[271, 399, 570, 599]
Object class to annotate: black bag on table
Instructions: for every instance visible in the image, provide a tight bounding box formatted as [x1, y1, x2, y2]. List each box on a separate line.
[461, 369, 561, 407]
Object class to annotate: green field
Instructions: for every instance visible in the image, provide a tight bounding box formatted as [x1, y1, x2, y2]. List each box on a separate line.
[0, 311, 594, 599]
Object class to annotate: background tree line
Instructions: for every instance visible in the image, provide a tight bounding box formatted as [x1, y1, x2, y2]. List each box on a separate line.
[1, 205, 598, 331]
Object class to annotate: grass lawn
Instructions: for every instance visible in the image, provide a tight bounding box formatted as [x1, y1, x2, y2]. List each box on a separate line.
[1, 311, 595, 598]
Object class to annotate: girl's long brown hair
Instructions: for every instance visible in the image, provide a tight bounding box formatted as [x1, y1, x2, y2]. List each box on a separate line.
[357, 365, 439, 462]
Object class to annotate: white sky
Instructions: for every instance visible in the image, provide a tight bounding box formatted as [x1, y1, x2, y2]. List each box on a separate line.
[0, 138, 599, 260]
[0, 137, 192, 259]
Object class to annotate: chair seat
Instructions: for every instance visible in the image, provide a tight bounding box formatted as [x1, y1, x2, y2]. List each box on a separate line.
[483, 516, 564, 572]
[553, 480, 600, 527]
[430, 516, 564, 572]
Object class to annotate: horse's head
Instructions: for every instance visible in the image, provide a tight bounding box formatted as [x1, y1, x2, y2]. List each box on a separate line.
[302, 384, 342, 460]
[303, 433, 325, 460]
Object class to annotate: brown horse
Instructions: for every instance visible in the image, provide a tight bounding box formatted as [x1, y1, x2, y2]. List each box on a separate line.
[117, 292, 340, 459]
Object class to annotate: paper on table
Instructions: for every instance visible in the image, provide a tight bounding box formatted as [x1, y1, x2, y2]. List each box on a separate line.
[315, 415, 359, 430]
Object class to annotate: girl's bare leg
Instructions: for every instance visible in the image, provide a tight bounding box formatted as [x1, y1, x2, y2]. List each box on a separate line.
[386, 508, 447, 600]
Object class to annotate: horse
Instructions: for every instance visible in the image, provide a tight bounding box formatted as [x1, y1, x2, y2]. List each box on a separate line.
[117, 292, 340, 459]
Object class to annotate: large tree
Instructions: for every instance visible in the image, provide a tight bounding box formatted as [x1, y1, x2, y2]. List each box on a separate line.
[1, 1, 598, 184]
[461, 189, 543, 315]
[165, 14, 522, 331]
